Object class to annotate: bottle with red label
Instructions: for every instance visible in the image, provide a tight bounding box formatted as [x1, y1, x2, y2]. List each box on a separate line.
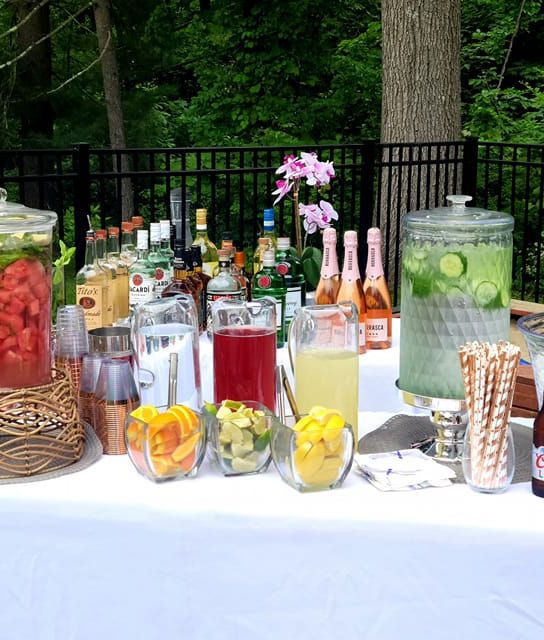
[129, 230, 156, 311]
[532, 394, 544, 498]
[275, 237, 305, 328]
[363, 227, 392, 349]
[252, 250, 287, 347]
[149, 222, 172, 298]
[337, 231, 367, 354]
[205, 249, 242, 338]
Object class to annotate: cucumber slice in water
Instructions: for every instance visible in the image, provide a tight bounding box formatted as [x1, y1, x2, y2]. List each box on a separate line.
[439, 252, 467, 278]
[475, 281, 499, 307]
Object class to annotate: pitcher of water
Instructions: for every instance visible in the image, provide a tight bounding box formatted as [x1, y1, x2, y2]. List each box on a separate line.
[288, 304, 359, 442]
[132, 294, 201, 410]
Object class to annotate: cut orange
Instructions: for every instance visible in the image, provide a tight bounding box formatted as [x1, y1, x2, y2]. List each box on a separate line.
[130, 405, 159, 423]
[168, 405, 199, 437]
[147, 412, 181, 439]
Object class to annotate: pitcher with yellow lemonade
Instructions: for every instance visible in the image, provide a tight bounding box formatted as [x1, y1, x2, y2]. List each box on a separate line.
[288, 304, 359, 442]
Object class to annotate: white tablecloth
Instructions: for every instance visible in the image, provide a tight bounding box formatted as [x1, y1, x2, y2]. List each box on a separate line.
[1, 320, 543, 640]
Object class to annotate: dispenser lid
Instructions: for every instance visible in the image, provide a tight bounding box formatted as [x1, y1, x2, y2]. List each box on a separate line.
[404, 195, 514, 233]
[0, 187, 57, 232]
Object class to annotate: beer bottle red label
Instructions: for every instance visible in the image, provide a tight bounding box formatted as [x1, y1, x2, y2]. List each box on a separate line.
[533, 445, 544, 481]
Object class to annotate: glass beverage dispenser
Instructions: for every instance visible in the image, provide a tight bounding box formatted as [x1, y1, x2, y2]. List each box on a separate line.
[399, 195, 514, 460]
[0, 189, 57, 389]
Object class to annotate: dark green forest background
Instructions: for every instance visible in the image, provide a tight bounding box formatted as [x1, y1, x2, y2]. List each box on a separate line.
[1, 0, 543, 150]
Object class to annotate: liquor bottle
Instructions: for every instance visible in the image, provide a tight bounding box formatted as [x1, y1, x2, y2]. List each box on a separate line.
[76, 231, 108, 330]
[184, 247, 204, 330]
[107, 226, 130, 320]
[159, 219, 174, 266]
[315, 227, 341, 305]
[252, 237, 271, 275]
[162, 243, 200, 314]
[262, 208, 277, 248]
[337, 230, 367, 354]
[252, 249, 287, 347]
[95, 229, 117, 325]
[132, 216, 144, 233]
[120, 221, 136, 266]
[129, 230, 156, 310]
[192, 208, 219, 277]
[206, 248, 242, 337]
[363, 227, 392, 349]
[275, 237, 305, 327]
[234, 251, 250, 300]
[532, 395, 544, 498]
[149, 222, 172, 298]
[190, 246, 211, 330]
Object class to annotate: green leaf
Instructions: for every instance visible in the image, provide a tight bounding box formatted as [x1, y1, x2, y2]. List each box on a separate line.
[301, 247, 322, 290]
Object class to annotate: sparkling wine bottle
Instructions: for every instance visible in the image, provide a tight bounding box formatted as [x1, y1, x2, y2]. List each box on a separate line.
[315, 227, 340, 304]
[363, 227, 392, 349]
[337, 230, 367, 354]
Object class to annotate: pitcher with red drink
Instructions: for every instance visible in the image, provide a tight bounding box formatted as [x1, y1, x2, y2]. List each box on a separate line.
[212, 298, 277, 412]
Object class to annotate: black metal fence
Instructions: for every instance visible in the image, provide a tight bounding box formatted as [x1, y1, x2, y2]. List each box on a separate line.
[0, 138, 542, 304]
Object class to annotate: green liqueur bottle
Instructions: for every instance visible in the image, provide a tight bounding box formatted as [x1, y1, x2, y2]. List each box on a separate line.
[252, 249, 287, 347]
[275, 237, 305, 328]
[149, 222, 172, 298]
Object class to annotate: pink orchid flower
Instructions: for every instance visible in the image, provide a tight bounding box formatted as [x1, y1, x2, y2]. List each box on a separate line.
[299, 200, 339, 234]
[272, 179, 293, 205]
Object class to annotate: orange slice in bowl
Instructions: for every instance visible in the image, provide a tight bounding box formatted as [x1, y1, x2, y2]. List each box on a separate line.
[130, 405, 159, 423]
[169, 404, 199, 437]
[147, 412, 181, 439]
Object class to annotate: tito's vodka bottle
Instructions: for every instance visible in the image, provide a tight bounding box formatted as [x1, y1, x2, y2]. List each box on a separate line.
[315, 227, 341, 304]
[337, 230, 367, 354]
[129, 230, 156, 311]
[363, 227, 392, 349]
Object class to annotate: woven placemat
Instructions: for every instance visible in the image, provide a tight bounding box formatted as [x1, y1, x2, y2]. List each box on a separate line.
[0, 423, 103, 485]
[359, 414, 531, 484]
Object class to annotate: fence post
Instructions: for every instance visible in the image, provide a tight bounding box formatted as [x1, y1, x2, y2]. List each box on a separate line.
[462, 136, 479, 203]
[73, 143, 91, 271]
[359, 140, 377, 273]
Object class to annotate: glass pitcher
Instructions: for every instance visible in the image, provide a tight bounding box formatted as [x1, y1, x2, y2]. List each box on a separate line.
[288, 303, 359, 442]
[132, 294, 201, 410]
[212, 297, 277, 411]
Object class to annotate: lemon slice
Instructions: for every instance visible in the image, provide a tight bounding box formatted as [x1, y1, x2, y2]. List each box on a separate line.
[130, 405, 159, 422]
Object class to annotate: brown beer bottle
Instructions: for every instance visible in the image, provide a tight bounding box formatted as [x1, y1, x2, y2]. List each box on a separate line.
[532, 394, 544, 498]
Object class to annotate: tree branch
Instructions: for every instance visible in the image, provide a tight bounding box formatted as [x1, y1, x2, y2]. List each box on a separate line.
[496, 0, 528, 91]
[0, 0, 52, 40]
[0, 1, 93, 71]
[47, 30, 111, 95]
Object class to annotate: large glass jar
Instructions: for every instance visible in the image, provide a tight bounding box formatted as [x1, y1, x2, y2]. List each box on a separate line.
[0, 189, 57, 389]
[399, 195, 514, 400]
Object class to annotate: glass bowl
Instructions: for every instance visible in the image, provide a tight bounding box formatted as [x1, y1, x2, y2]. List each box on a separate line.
[271, 414, 355, 492]
[125, 405, 206, 482]
[203, 401, 275, 476]
[517, 312, 544, 410]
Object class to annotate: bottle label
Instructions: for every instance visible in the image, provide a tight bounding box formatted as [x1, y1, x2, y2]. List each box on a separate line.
[285, 286, 302, 322]
[532, 445, 544, 481]
[366, 245, 384, 279]
[366, 318, 388, 342]
[359, 321, 366, 349]
[129, 273, 155, 308]
[76, 284, 104, 330]
[154, 267, 172, 297]
[202, 261, 218, 278]
[257, 274, 272, 288]
[206, 291, 243, 334]
[276, 262, 290, 277]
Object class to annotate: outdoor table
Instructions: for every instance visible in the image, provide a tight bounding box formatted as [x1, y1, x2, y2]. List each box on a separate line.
[1, 320, 542, 640]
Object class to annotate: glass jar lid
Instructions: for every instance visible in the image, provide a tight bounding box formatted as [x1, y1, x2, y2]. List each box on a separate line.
[404, 195, 514, 234]
[0, 188, 57, 232]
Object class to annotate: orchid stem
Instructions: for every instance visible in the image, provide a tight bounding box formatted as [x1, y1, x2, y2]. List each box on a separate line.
[293, 186, 303, 257]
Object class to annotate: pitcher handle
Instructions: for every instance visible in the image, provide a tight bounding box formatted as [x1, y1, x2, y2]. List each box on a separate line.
[287, 317, 296, 375]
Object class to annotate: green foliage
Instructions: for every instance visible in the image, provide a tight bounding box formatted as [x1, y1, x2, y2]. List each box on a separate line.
[301, 246, 323, 290]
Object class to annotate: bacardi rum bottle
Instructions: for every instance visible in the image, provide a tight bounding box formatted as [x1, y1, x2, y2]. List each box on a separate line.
[363, 227, 392, 349]
[315, 228, 341, 305]
[337, 230, 367, 354]
[129, 230, 156, 311]
[149, 222, 172, 298]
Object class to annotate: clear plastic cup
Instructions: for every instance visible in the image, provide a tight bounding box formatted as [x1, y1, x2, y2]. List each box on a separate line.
[78, 353, 105, 427]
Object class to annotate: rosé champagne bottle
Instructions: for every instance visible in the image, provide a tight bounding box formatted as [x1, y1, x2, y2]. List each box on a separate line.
[337, 230, 367, 354]
[315, 228, 341, 304]
[363, 227, 392, 349]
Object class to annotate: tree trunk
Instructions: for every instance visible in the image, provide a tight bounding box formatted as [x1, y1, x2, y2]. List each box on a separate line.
[93, 0, 133, 219]
[379, 0, 462, 288]
[14, 0, 54, 207]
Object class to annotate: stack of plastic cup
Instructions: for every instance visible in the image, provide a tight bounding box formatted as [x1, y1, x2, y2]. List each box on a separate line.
[78, 353, 105, 428]
[55, 305, 89, 389]
[94, 359, 140, 454]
